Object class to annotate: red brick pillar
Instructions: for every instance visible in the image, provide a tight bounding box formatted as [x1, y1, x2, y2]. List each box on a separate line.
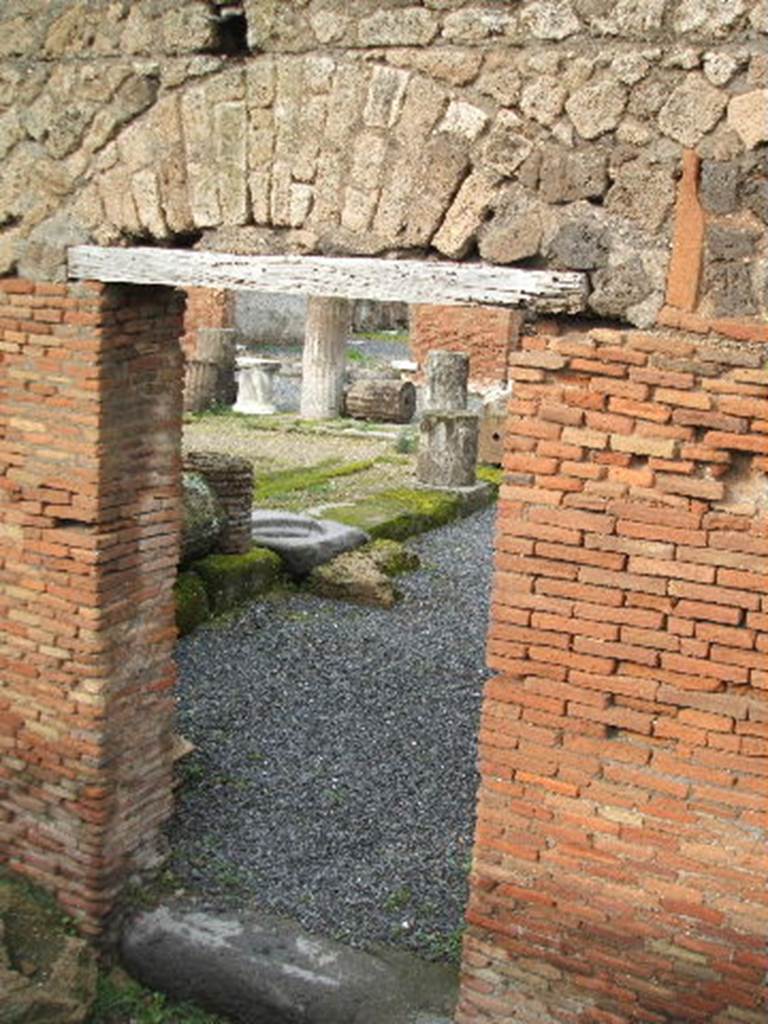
[0, 278, 184, 932]
[459, 327, 768, 1024]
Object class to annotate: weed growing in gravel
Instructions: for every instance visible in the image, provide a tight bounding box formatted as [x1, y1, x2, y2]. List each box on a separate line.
[416, 927, 466, 964]
[384, 886, 413, 911]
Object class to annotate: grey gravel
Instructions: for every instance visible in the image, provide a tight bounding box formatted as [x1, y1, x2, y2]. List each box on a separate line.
[168, 507, 495, 960]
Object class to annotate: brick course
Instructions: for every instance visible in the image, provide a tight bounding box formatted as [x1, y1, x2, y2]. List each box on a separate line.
[0, 278, 184, 933]
[459, 326, 768, 1024]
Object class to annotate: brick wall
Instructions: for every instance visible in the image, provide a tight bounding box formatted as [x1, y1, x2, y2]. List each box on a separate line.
[181, 287, 233, 359]
[459, 327, 768, 1024]
[410, 304, 523, 389]
[0, 278, 184, 933]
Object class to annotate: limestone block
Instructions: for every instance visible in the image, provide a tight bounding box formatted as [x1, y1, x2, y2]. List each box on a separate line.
[520, 0, 582, 40]
[311, 11, 348, 44]
[566, 79, 627, 139]
[580, 0, 667, 36]
[187, 164, 221, 228]
[385, 47, 483, 87]
[304, 56, 336, 95]
[99, 165, 142, 235]
[480, 205, 542, 264]
[181, 87, 213, 163]
[247, 59, 276, 109]
[249, 171, 271, 225]
[610, 53, 650, 86]
[703, 52, 743, 86]
[325, 64, 367, 147]
[520, 75, 568, 127]
[605, 159, 677, 232]
[289, 184, 314, 227]
[674, 0, 746, 36]
[403, 136, 469, 245]
[394, 74, 448, 145]
[432, 171, 499, 258]
[437, 100, 489, 141]
[0, 15, 43, 57]
[727, 90, 768, 150]
[477, 111, 532, 177]
[0, 109, 21, 161]
[351, 131, 388, 190]
[659, 75, 728, 147]
[341, 186, 378, 234]
[475, 50, 522, 105]
[418, 411, 479, 488]
[162, 7, 217, 54]
[442, 9, 518, 43]
[132, 169, 168, 239]
[270, 162, 293, 226]
[363, 65, 410, 128]
[358, 8, 439, 47]
[538, 145, 608, 203]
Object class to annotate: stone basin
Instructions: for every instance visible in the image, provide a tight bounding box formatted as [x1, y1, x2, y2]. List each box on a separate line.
[251, 510, 369, 576]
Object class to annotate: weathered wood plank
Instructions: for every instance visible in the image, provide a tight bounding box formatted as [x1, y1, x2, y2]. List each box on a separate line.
[67, 246, 587, 312]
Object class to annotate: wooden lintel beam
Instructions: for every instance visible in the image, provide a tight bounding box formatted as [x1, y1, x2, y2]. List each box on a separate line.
[67, 246, 587, 313]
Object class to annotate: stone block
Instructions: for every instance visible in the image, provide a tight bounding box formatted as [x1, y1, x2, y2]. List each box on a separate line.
[727, 89, 768, 150]
[538, 145, 608, 203]
[589, 257, 654, 318]
[550, 218, 608, 270]
[700, 160, 740, 213]
[432, 171, 499, 259]
[706, 225, 760, 261]
[565, 79, 627, 139]
[659, 74, 728, 146]
[358, 8, 439, 46]
[479, 111, 533, 176]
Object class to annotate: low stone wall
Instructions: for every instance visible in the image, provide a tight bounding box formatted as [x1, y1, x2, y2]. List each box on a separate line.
[460, 325, 768, 1024]
[182, 450, 254, 555]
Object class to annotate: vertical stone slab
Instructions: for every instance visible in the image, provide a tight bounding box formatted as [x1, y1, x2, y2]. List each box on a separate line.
[417, 411, 479, 487]
[0, 278, 184, 932]
[458, 326, 768, 1024]
[300, 296, 351, 420]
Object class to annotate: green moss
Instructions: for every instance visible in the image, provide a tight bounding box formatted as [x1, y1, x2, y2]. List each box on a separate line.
[88, 968, 227, 1024]
[174, 572, 211, 638]
[192, 547, 282, 615]
[323, 487, 461, 540]
[476, 464, 503, 490]
[254, 458, 375, 501]
[0, 869, 75, 969]
[366, 538, 420, 576]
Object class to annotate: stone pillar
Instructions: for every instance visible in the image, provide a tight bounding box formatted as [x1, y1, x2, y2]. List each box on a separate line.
[183, 327, 237, 413]
[182, 451, 254, 555]
[417, 412, 479, 486]
[0, 278, 184, 933]
[424, 350, 469, 411]
[300, 296, 351, 420]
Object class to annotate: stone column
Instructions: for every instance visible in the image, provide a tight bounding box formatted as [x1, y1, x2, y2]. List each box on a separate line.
[417, 412, 479, 487]
[424, 350, 469, 411]
[0, 278, 184, 933]
[300, 296, 351, 420]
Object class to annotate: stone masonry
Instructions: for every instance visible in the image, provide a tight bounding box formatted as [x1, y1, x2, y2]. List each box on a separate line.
[0, 1, 765, 329]
[0, 4, 766, 1023]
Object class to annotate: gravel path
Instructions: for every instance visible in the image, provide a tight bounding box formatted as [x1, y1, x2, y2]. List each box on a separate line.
[168, 507, 495, 960]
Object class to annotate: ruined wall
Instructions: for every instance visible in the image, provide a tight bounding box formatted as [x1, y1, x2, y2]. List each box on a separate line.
[0, 279, 183, 931]
[462, 326, 768, 1024]
[410, 303, 523, 387]
[181, 287, 233, 359]
[0, 0, 765, 328]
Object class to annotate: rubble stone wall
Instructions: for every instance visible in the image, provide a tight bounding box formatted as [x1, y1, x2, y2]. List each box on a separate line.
[463, 325, 768, 1024]
[0, 0, 765, 327]
[0, 278, 183, 932]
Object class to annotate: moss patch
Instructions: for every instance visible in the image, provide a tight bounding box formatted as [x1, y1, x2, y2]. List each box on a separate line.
[322, 488, 462, 540]
[174, 573, 211, 638]
[366, 538, 420, 576]
[476, 464, 503, 490]
[254, 459, 375, 502]
[192, 547, 282, 616]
